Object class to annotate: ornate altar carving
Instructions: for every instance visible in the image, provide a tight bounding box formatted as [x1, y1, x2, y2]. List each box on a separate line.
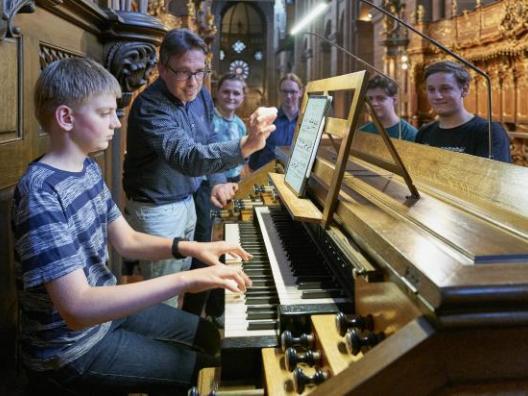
[105, 41, 157, 116]
[498, 0, 528, 39]
[196, 0, 216, 45]
[407, 0, 528, 166]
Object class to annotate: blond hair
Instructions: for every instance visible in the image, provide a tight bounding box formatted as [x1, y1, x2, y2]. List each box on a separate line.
[279, 73, 303, 91]
[34, 57, 121, 130]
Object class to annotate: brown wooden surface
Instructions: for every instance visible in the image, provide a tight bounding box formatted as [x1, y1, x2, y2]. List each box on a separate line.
[196, 367, 220, 395]
[311, 315, 361, 376]
[268, 173, 322, 223]
[234, 160, 278, 200]
[350, 133, 527, 230]
[311, 279, 421, 377]
[311, 317, 440, 396]
[311, 322, 528, 395]
[305, 141, 528, 321]
[262, 348, 317, 396]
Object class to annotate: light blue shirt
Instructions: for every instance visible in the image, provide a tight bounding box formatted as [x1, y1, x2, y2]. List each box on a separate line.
[212, 108, 247, 178]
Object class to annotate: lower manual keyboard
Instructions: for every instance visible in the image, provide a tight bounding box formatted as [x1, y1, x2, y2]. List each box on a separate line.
[223, 206, 351, 344]
[224, 221, 279, 341]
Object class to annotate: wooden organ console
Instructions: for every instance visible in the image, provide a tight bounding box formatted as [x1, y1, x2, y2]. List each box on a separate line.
[191, 72, 528, 395]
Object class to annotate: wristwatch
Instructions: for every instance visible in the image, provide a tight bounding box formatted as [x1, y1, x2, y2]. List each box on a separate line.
[171, 237, 189, 259]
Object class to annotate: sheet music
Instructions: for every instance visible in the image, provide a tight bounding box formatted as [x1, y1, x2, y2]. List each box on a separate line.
[285, 95, 332, 196]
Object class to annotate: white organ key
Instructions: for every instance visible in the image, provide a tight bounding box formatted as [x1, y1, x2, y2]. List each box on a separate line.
[223, 222, 277, 338]
[254, 206, 348, 306]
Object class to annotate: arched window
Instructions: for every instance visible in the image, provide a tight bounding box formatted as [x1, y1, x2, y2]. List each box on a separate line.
[219, 2, 266, 90]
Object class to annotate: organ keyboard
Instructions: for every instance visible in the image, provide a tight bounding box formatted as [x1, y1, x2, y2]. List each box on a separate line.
[223, 206, 352, 348]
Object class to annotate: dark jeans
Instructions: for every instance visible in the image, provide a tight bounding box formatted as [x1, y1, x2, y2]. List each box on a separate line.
[183, 176, 239, 316]
[26, 304, 220, 395]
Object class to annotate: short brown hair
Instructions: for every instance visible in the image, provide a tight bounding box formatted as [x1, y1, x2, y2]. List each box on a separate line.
[159, 28, 208, 66]
[366, 75, 397, 97]
[279, 73, 303, 91]
[216, 73, 247, 95]
[424, 61, 471, 87]
[34, 57, 121, 130]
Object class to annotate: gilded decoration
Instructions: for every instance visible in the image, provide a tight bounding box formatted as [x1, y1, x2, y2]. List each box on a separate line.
[148, 0, 181, 30]
[416, 5, 424, 24]
[511, 138, 528, 166]
[407, 0, 528, 166]
[499, 0, 528, 39]
[196, 0, 216, 45]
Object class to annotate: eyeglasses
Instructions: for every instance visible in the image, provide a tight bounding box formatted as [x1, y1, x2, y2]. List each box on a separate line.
[280, 89, 300, 96]
[165, 63, 211, 81]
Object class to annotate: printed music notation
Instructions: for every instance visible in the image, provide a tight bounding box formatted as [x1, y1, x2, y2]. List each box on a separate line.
[285, 95, 332, 196]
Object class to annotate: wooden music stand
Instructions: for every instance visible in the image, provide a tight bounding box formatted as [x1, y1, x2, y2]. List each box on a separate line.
[270, 70, 419, 227]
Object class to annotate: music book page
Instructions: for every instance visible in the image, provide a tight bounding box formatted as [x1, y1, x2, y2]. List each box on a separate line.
[285, 95, 332, 196]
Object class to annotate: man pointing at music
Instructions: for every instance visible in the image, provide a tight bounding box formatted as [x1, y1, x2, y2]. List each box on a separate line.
[123, 28, 277, 306]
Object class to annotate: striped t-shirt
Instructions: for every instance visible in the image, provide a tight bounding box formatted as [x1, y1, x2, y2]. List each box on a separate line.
[12, 157, 121, 371]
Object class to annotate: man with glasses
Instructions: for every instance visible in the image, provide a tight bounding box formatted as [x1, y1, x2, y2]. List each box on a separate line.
[249, 73, 303, 170]
[123, 29, 276, 307]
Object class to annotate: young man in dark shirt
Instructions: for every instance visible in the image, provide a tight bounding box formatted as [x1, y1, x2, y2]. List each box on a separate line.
[360, 75, 417, 141]
[415, 61, 511, 162]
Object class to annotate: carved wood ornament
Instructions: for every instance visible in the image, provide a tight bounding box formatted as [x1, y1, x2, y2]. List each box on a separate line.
[0, 0, 36, 41]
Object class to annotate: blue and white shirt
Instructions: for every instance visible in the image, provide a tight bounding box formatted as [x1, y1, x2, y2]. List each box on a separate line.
[12, 157, 121, 371]
[212, 108, 247, 178]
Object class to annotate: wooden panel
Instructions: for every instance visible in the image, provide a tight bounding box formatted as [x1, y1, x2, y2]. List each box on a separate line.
[306, 144, 528, 318]
[354, 278, 422, 335]
[464, 78, 477, 114]
[324, 117, 347, 139]
[311, 315, 362, 375]
[349, 134, 528, 226]
[338, 171, 528, 263]
[269, 172, 322, 223]
[491, 73, 501, 121]
[456, 11, 479, 45]
[195, 367, 220, 395]
[0, 39, 19, 143]
[262, 348, 317, 395]
[0, 188, 17, 371]
[516, 75, 528, 124]
[0, 3, 109, 376]
[311, 318, 439, 396]
[502, 73, 515, 123]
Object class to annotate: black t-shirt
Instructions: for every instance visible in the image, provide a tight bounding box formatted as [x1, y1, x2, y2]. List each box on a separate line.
[415, 116, 511, 163]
